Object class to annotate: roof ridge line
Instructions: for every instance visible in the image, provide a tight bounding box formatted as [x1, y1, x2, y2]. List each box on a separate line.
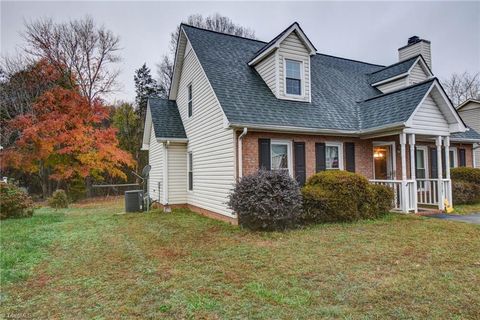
[359, 78, 436, 103]
[368, 55, 420, 75]
[315, 52, 385, 67]
[181, 23, 266, 44]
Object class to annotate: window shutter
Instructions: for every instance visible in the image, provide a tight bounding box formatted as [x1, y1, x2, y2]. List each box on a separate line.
[294, 142, 306, 186]
[459, 148, 466, 167]
[430, 147, 438, 179]
[345, 142, 355, 172]
[258, 139, 271, 170]
[315, 143, 326, 172]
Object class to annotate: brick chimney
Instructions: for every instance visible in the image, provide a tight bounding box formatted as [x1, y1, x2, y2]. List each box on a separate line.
[398, 36, 432, 70]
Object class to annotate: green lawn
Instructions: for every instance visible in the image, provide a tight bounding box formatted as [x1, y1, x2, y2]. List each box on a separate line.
[1, 199, 479, 319]
[453, 202, 480, 215]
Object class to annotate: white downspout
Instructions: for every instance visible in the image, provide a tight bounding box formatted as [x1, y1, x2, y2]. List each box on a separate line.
[163, 141, 170, 206]
[238, 128, 248, 179]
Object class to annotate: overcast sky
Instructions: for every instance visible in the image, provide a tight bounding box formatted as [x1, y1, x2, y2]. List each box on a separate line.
[2, 1, 479, 103]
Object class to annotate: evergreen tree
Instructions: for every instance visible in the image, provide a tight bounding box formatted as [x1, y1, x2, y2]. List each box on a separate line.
[134, 63, 163, 119]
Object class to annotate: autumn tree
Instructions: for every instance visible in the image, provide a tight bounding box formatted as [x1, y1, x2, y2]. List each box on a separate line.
[443, 71, 480, 106]
[23, 16, 121, 104]
[156, 13, 255, 95]
[2, 85, 134, 198]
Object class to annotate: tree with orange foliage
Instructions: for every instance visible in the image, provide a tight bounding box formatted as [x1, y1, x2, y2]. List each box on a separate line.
[2, 86, 134, 198]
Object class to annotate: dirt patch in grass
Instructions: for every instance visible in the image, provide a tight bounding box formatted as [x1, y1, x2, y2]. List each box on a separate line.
[1, 201, 479, 319]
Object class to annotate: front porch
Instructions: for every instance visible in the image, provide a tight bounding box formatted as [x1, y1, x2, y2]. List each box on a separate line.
[370, 133, 453, 213]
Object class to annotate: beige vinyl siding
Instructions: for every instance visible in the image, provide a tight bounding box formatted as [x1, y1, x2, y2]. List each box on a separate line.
[409, 63, 428, 85]
[278, 32, 310, 102]
[148, 126, 164, 203]
[254, 52, 277, 96]
[176, 38, 236, 216]
[411, 94, 449, 132]
[458, 105, 480, 168]
[399, 41, 432, 69]
[167, 144, 187, 204]
[377, 77, 408, 93]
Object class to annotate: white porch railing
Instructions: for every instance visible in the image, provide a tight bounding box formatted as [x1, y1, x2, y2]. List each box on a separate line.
[370, 180, 415, 211]
[417, 179, 438, 206]
[371, 178, 452, 212]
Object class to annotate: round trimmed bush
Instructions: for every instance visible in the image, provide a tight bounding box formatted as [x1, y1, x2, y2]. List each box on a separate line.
[451, 167, 480, 185]
[0, 182, 34, 220]
[48, 189, 69, 208]
[302, 171, 393, 223]
[228, 170, 302, 231]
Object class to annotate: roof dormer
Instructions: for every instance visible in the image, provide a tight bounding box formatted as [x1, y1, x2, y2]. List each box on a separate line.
[249, 22, 316, 102]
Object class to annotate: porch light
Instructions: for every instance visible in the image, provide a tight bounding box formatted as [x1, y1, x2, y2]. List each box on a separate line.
[373, 151, 384, 159]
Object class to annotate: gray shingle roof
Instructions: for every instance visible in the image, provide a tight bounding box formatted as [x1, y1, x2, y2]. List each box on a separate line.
[183, 24, 384, 131]
[368, 56, 419, 84]
[451, 127, 480, 141]
[359, 79, 435, 129]
[149, 98, 187, 139]
[179, 25, 465, 136]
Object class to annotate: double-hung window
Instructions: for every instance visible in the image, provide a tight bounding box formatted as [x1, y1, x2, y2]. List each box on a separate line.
[270, 140, 292, 174]
[326, 142, 344, 170]
[188, 84, 193, 117]
[285, 59, 302, 96]
[188, 152, 193, 191]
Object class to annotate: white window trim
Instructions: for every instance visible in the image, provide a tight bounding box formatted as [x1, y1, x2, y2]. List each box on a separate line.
[326, 142, 344, 170]
[283, 57, 305, 99]
[449, 146, 458, 168]
[187, 151, 193, 192]
[187, 83, 193, 118]
[416, 146, 429, 179]
[270, 139, 293, 176]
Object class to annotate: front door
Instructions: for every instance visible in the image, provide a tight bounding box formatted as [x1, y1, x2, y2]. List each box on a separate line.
[373, 144, 395, 180]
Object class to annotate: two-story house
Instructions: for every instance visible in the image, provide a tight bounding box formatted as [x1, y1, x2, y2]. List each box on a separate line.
[142, 22, 480, 223]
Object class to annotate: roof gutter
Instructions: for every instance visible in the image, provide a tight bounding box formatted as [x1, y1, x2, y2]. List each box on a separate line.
[156, 138, 188, 143]
[229, 122, 406, 137]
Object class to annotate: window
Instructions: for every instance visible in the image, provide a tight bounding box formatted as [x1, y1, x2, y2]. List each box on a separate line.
[416, 148, 427, 178]
[187, 84, 193, 117]
[449, 147, 458, 168]
[285, 59, 302, 95]
[326, 143, 344, 170]
[270, 140, 292, 173]
[188, 152, 193, 191]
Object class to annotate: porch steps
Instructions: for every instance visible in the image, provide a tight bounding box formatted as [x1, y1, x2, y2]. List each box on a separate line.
[415, 208, 445, 216]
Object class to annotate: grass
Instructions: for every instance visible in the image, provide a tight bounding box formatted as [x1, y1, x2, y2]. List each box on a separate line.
[453, 202, 480, 215]
[1, 199, 479, 319]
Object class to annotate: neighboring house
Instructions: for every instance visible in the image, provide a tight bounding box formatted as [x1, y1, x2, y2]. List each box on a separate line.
[142, 22, 480, 223]
[457, 99, 480, 168]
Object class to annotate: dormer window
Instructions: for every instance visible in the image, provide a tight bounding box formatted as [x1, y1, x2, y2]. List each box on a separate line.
[285, 59, 302, 95]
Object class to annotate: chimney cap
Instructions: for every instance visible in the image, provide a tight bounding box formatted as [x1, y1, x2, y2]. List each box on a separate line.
[408, 36, 420, 45]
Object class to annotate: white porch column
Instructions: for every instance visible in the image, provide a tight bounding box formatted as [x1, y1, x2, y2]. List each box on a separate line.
[444, 136, 452, 206]
[409, 134, 418, 213]
[400, 133, 408, 213]
[436, 136, 444, 210]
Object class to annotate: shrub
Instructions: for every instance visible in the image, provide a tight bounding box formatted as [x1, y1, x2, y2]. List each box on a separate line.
[452, 181, 480, 204]
[366, 184, 395, 219]
[302, 171, 393, 223]
[0, 182, 34, 220]
[67, 177, 86, 202]
[451, 167, 480, 185]
[48, 189, 69, 208]
[228, 170, 303, 231]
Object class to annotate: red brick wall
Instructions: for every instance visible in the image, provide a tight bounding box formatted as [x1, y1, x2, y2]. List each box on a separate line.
[238, 131, 476, 182]
[240, 131, 374, 180]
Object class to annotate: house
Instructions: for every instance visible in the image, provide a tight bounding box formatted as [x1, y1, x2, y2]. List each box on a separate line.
[142, 22, 480, 223]
[456, 99, 480, 168]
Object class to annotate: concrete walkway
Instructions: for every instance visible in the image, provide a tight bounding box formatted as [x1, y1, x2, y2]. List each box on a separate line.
[428, 213, 480, 225]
